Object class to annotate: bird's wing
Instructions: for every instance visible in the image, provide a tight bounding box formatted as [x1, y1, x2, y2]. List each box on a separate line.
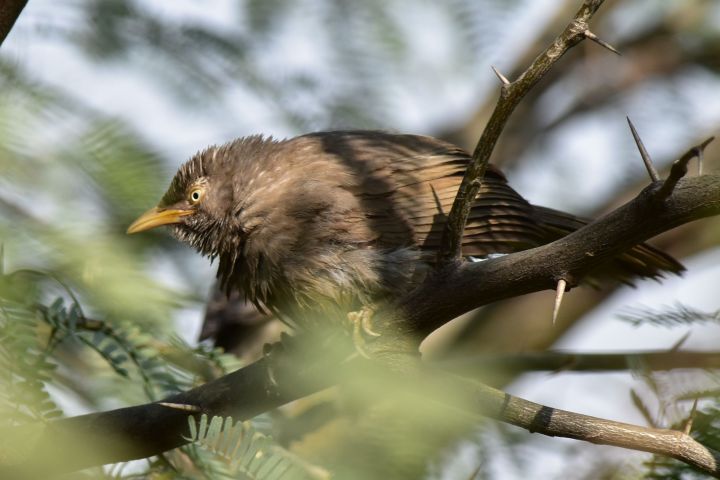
[301, 131, 683, 280]
[303, 130, 549, 256]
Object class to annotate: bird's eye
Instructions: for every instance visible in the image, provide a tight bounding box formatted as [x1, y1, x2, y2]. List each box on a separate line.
[188, 188, 203, 204]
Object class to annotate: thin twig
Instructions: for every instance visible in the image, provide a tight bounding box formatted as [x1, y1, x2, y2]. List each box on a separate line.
[439, 0, 608, 261]
[657, 137, 715, 200]
[670, 331, 692, 352]
[437, 350, 720, 375]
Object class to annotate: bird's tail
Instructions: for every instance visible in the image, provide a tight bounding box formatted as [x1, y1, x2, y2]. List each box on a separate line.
[533, 206, 685, 284]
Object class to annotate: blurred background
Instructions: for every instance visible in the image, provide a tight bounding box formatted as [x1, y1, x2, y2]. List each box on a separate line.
[2, 0, 720, 478]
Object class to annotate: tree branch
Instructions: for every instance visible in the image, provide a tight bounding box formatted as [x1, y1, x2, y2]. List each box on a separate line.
[467, 379, 720, 477]
[438, 350, 720, 377]
[437, 130, 720, 362]
[657, 137, 715, 200]
[363, 363, 720, 477]
[439, 0, 608, 260]
[400, 172, 720, 338]
[0, 0, 27, 47]
[0, 346, 337, 478]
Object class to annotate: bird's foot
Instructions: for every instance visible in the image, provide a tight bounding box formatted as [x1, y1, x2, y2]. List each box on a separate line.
[347, 306, 381, 359]
[261, 332, 292, 393]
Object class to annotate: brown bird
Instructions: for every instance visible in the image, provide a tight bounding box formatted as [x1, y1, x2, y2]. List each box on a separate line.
[127, 131, 683, 333]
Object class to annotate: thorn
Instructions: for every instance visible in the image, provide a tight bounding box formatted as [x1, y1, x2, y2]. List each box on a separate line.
[627, 117, 659, 182]
[491, 65, 511, 85]
[697, 136, 715, 159]
[669, 331, 691, 352]
[584, 30, 621, 56]
[683, 397, 699, 435]
[158, 402, 201, 412]
[696, 136, 714, 176]
[698, 148, 704, 176]
[696, 137, 713, 178]
[553, 279, 567, 325]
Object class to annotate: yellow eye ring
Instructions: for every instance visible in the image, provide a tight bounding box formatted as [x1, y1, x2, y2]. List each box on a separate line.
[188, 188, 203, 204]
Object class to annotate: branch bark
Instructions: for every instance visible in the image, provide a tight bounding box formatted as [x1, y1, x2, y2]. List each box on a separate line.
[0, 0, 27, 47]
[400, 173, 720, 339]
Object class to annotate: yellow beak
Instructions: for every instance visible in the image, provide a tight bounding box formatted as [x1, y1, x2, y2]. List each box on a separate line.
[126, 207, 193, 234]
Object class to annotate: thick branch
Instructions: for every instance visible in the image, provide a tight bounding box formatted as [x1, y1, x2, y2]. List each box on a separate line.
[400, 173, 720, 337]
[439, 0, 607, 260]
[0, 351, 336, 478]
[0, 0, 27, 47]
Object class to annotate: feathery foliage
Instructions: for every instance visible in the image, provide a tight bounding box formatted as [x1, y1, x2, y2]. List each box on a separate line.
[185, 414, 327, 480]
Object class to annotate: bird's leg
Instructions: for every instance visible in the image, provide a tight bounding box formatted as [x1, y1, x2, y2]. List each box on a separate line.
[347, 305, 381, 358]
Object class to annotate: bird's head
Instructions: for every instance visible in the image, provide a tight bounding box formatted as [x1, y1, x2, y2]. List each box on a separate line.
[127, 146, 238, 257]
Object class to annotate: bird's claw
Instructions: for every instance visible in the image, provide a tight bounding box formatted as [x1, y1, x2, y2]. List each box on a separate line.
[348, 306, 380, 358]
[262, 341, 283, 390]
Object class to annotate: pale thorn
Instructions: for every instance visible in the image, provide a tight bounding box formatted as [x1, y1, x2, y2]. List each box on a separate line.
[696, 137, 714, 175]
[553, 279, 567, 325]
[583, 30, 621, 56]
[698, 149, 703, 175]
[490, 65, 511, 85]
